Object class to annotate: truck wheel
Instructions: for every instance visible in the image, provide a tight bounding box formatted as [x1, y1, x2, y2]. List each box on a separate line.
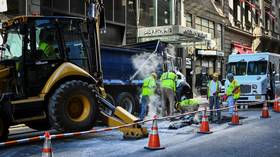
[105, 94, 115, 106]
[48, 80, 98, 132]
[116, 92, 135, 114]
[0, 117, 9, 141]
[25, 120, 51, 131]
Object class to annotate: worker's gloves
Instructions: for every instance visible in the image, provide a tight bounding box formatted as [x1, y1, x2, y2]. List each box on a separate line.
[222, 95, 228, 101]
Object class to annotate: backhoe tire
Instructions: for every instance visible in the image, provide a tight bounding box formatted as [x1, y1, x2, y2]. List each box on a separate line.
[48, 80, 98, 132]
[0, 117, 9, 142]
[25, 120, 51, 131]
[116, 92, 135, 114]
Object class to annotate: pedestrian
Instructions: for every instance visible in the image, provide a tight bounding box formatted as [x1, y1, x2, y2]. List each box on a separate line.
[139, 72, 157, 120]
[160, 70, 177, 117]
[225, 73, 240, 115]
[207, 72, 222, 123]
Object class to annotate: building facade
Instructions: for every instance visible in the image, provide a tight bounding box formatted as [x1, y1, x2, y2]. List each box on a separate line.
[136, 0, 225, 94]
[0, 0, 137, 45]
[223, 0, 280, 56]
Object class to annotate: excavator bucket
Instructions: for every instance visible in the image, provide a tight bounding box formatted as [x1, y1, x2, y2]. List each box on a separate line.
[96, 94, 148, 139]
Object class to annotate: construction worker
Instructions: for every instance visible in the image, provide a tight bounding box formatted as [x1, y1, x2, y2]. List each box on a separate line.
[207, 73, 222, 123]
[160, 70, 177, 117]
[225, 73, 240, 115]
[39, 29, 56, 58]
[139, 73, 157, 120]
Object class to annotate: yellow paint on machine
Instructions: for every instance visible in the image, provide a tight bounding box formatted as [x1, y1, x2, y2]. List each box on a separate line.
[0, 67, 10, 79]
[11, 96, 44, 105]
[40, 62, 94, 97]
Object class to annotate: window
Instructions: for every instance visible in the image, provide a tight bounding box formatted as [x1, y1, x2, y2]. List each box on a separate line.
[139, 0, 155, 26]
[1, 26, 23, 60]
[272, 19, 275, 32]
[127, 0, 137, 26]
[247, 61, 267, 75]
[233, 0, 241, 24]
[245, 1, 250, 24]
[195, 17, 215, 38]
[216, 24, 222, 50]
[35, 19, 60, 59]
[53, 0, 69, 12]
[70, 0, 85, 14]
[104, 0, 113, 21]
[255, 10, 259, 25]
[6, 0, 26, 16]
[60, 20, 89, 70]
[157, 0, 172, 26]
[227, 62, 247, 75]
[114, 0, 125, 23]
[185, 13, 192, 27]
[265, 12, 269, 30]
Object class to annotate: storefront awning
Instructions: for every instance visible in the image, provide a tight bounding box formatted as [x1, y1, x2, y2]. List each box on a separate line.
[233, 43, 254, 54]
[137, 25, 211, 43]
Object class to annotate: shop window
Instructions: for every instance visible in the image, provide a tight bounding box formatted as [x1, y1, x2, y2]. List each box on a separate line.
[104, 0, 113, 21]
[6, 0, 26, 16]
[41, 0, 52, 7]
[127, 0, 137, 26]
[114, 0, 125, 23]
[53, 0, 69, 12]
[70, 0, 85, 14]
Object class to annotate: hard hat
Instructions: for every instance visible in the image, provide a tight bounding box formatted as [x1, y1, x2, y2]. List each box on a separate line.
[227, 73, 234, 80]
[212, 73, 219, 78]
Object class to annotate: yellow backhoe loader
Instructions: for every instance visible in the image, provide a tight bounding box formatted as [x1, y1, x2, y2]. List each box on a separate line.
[0, 0, 147, 141]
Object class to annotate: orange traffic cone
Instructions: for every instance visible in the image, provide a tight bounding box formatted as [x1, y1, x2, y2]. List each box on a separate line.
[144, 115, 165, 150]
[197, 108, 212, 134]
[260, 102, 270, 118]
[42, 131, 53, 157]
[273, 95, 280, 112]
[229, 105, 242, 125]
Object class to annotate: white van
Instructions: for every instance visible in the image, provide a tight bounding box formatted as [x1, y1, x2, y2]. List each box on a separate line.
[226, 52, 280, 104]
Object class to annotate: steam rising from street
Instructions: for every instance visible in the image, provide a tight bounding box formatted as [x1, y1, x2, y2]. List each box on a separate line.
[131, 52, 163, 117]
[131, 52, 163, 79]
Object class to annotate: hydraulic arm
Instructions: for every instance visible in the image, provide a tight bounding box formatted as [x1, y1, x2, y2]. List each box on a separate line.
[86, 0, 148, 138]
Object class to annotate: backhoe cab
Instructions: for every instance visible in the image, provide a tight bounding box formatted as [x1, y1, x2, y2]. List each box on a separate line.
[0, 2, 147, 141]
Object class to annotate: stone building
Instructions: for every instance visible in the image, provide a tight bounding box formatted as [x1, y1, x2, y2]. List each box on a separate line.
[223, 0, 280, 56]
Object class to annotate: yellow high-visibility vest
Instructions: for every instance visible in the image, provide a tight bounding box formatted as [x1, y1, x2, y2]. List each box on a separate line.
[160, 72, 177, 91]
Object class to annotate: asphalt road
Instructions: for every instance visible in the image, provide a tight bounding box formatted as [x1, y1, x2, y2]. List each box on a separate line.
[1, 110, 280, 157]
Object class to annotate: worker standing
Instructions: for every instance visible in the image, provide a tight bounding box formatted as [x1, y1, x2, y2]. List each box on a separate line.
[160, 70, 177, 117]
[139, 73, 157, 120]
[207, 73, 222, 123]
[225, 73, 240, 115]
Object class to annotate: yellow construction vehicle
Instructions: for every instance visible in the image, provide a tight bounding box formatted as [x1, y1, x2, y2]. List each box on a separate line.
[0, 0, 147, 141]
